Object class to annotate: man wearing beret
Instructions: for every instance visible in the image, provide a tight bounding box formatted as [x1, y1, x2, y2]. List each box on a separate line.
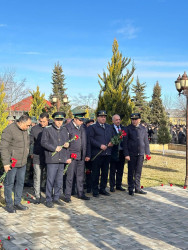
[41, 112, 71, 208]
[123, 113, 150, 196]
[87, 110, 114, 197]
[64, 112, 90, 202]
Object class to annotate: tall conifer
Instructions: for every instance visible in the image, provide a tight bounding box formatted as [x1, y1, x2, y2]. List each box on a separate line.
[0, 83, 8, 138]
[97, 39, 135, 125]
[29, 86, 46, 119]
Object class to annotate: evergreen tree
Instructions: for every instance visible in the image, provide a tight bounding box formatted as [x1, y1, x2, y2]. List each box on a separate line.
[131, 77, 151, 123]
[0, 83, 8, 138]
[97, 39, 135, 125]
[50, 62, 72, 117]
[157, 117, 171, 155]
[29, 86, 46, 119]
[150, 81, 166, 125]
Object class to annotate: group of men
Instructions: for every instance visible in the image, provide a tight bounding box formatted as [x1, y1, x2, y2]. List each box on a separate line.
[0, 110, 150, 213]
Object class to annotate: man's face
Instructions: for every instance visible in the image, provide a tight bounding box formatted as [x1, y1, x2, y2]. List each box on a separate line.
[74, 118, 83, 126]
[113, 115, 121, 126]
[54, 119, 63, 128]
[97, 115, 106, 124]
[19, 119, 32, 131]
[39, 117, 49, 128]
[131, 118, 140, 127]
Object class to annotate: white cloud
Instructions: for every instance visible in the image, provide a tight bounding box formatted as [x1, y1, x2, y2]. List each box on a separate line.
[116, 21, 140, 39]
[0, 24, 7, 27]
[21, 51, 41, 55]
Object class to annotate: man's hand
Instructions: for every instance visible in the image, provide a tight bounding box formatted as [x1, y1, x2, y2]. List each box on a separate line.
[85, 157, 90, 162]
[100, 144, 107, 150]
[63, 142, 69, 148]
[108, 142, 113, 147]
[125, 156, 130, 161]
[4, 165, 11, 173]
[66, 158, 72, 164]
[56, 146, 62, 152]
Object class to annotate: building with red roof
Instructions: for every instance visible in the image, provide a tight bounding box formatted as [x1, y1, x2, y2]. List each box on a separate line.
[9, 96, 52, 118]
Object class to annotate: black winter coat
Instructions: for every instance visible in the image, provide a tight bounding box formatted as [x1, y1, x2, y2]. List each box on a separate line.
[41, 123, 70, 164]
[30, 124, 46, 165]
[111, 124, 125, 162]
[123, 124, 150, 157]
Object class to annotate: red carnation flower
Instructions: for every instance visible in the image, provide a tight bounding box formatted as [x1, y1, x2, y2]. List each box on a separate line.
[11, 158, 17, 168]
[0, 185, 2, 188]
[7, 236, 10, 240]
[161, 184, 163, 186]
[122, 130, 127, 136]
[71, 153, 77, 159]
[75, 135, 79, 140]
[141, 186, 144, 189]
[119, 135, 123, 139]
[170, 184, 173, 187]
[27, 201, 30, 204]
[184, 186, 187, 189]
[146, 155, 151, 160]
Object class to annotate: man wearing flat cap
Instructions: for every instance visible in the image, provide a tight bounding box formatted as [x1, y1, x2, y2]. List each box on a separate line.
[64, 112, 90, 202]
[87, 110, 114, 197]
[41, 112, 71, 208]
[123, 113, 150, 196]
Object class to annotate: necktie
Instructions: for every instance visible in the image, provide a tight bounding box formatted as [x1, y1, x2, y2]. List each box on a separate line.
[101, 124, 105, 129]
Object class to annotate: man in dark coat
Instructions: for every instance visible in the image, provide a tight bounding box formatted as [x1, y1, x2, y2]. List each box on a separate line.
[30, 112, 49, 204]
[87, 110, 114, 197]
[64, 112, 90, 202]
[110, 114, 126, 192]
[0, 115, 31, 213]
[41, 112, 71, 208]
[123, 113, 150, 196]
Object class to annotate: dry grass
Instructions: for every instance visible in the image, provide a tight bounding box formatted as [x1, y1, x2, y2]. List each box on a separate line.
[122, 150, 186, 188]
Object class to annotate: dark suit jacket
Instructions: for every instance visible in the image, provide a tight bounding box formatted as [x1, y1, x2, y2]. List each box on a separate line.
[87, 121, 114, 157]
[111, 124, 125, 162]
[123, 124, 150, 157]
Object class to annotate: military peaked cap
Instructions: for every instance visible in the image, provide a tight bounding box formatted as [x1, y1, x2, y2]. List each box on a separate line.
[97, 110, 107, 116]
[73, 112, 86, 121]
[52, 112, 66, 119]
[131, 113, 141, 119]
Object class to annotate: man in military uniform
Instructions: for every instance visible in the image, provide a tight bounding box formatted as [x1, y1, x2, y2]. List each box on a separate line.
[41, 112, 71, 208]
[87, 110, 114, 197]
[123, 113, 150, 196]
[110, 114, 126, 192]
[30, 112, 49, 204]
[64, 112, 90, 202]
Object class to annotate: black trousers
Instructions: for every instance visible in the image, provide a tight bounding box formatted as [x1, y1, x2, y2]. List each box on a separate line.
[110, 150, 125, 188]
[128, 155, 144, 191]
[65, 160, 85, 199]
[85, 161, 92, 191]
[91, 155, 111, 195]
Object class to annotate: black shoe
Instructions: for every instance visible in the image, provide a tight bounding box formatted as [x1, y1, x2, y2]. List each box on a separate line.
[34, 198, 41, 204]
[6, 206, 16, 213]
[99, 190, 110, 196]
[110, 187, 115, 192]
[14, 204, 29, 210]
[54, 200, 64, 206]
[135, 189, 147, 194]
[116, 186, 126, 191]
[46, 201, 54, 208]
[40, 187, 46, 192]
[93, 193, 99, 197]
[79, 194, 90, 200]
[129, 191, 134, 196]
[63, 197, 71, 203]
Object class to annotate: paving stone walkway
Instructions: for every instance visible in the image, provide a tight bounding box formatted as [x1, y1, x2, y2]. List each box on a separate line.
[0, 185, 188, 250]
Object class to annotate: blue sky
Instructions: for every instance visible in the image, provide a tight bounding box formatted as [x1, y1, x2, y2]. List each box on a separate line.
[0, 0, 188, 107]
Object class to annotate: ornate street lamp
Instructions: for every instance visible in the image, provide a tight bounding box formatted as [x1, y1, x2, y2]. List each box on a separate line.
[175, 72, 188, 186]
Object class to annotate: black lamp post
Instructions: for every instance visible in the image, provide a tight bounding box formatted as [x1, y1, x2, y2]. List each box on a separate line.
[175, 72, 188, 186]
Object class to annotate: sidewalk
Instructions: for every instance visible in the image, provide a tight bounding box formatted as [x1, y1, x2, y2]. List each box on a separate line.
[0, 185, 188, 249]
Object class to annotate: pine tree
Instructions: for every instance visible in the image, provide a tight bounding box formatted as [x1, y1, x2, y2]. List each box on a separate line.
[131, 77, 151, 123]
[157, 117, 171, 155]
[0, 83, 8, 138]
[150, 81, 166, 125]
[50, 62, 72, 117]
[29, 86, 46, 119]
[97, 39, 135, 125]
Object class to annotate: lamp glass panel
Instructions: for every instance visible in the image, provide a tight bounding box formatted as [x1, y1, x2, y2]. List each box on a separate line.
[175, 81, 181, 90]
[180, 79, 185, 88]
[185, 79, 188, 87]
[52, 97, 57, 103]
